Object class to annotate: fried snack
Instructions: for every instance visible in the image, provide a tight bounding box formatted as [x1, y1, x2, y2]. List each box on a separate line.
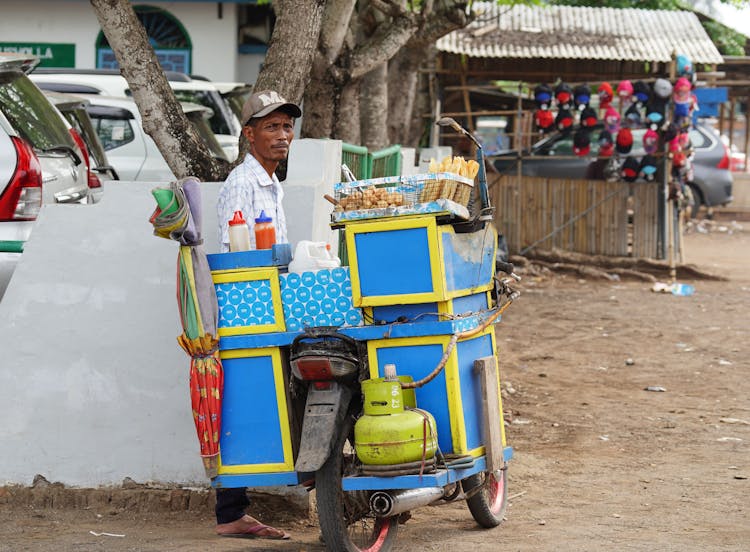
[338, 184, 408, 211]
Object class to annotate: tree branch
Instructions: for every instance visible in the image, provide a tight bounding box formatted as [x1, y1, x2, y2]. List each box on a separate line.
[369, 0, 408, 18]
[348, 14, 418, 80]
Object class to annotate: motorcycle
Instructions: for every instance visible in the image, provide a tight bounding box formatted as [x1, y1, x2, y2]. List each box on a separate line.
[288, 262, 519, 552]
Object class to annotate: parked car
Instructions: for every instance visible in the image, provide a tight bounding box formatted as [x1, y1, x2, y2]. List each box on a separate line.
[204, 81, 252, 123]
[29, 69, 241, 161]
[0, 53, 90, 299]
[489, 122, 733, 217]
[44, 91, 120, 204]
[82, 95, 227, 182]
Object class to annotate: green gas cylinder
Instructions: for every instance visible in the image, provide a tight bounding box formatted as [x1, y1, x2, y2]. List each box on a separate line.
[354, 366, 438, 466]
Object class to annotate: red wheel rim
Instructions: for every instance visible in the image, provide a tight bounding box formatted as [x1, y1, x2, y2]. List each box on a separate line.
[359, 518, 391, 552]
[488, 472, 505, 514]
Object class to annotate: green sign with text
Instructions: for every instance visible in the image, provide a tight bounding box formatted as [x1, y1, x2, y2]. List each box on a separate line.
[0, 43, 75, 67]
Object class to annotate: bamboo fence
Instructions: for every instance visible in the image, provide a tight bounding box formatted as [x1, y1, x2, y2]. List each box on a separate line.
[491, 174, 660, 258]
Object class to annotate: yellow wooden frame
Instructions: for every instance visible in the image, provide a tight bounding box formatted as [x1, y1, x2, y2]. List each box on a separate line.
[216, 347, 295, 474]
[211, 267, 285, 336]
[346, 217, 445, 307]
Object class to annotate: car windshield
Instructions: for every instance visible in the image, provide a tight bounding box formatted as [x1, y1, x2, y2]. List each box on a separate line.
[223, 89, 251, 121]
[186, 111, 228, 160]
[62, 106, 110, 168]
[173, 89, 239, 137]
[0, 71, 76, 150]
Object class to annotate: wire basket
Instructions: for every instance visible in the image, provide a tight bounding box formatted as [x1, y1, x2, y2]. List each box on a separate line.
[333, 173, 473, 212]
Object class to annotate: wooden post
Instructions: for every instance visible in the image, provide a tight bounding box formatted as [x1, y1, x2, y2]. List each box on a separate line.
[668, 198, 676, 283]
[728, 97, 736, 152]
[459, 68, 474, 133]
[475, 356, 504, 473]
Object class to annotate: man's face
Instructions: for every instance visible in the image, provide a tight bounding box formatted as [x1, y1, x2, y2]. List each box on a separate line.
[243, 111, 295, 164]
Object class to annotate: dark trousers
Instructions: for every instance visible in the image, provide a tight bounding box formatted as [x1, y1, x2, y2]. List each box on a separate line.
[215, 487, 249, 524]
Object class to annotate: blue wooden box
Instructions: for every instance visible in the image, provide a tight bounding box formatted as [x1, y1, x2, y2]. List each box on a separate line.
[215, 346, 299, 487]
[344, 216, 496, 307]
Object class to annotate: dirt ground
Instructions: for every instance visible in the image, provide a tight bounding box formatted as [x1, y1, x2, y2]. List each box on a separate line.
[1, 221, 748, 552]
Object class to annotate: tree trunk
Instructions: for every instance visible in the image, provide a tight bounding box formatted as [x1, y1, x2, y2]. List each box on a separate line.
[89, 0, 227, 181]
[302, 0, 356, 139]
[301, 74, 338, 138]
[360, 63, 388, 150]
[255, 0, 325, 104]
[387, 47, 421, 146]
[335, 80, 361, 145]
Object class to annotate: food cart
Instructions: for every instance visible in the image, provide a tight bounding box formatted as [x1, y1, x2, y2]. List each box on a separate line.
[205, 150, 517, 551]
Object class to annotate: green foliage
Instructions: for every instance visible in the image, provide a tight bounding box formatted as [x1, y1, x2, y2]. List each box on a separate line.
[702, 20, 746, 56]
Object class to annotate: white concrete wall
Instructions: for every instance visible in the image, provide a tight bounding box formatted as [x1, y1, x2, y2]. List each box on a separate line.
[0, 140, 344, 487]
[0, 1, 239, 81]
[0, 182, 216, 486]
[284, 139, 343, 253]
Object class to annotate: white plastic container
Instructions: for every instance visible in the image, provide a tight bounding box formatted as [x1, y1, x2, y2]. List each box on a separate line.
[288, 240, 341, 273]
[228, 210, 251, 252]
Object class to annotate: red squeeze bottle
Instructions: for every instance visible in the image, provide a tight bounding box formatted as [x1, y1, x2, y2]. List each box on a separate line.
[254, 210, 276, 250]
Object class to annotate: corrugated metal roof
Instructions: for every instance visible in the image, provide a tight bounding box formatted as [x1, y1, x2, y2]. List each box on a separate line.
[437, 4, 724, 64]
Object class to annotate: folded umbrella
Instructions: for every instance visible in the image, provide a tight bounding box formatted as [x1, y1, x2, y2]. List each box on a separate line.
[150, 176, 223, 478]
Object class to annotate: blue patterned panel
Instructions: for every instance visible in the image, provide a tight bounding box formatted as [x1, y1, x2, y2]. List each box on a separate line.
[280, 267, 363, 331]
[215, 279, 276, 328]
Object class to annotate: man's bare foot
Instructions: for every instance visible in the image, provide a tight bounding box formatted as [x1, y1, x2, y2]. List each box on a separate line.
[216, 514, 290, 539]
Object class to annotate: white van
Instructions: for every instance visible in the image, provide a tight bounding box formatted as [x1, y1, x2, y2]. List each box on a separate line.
[81, 95, 227, 182]
[29, 70, 241, 162]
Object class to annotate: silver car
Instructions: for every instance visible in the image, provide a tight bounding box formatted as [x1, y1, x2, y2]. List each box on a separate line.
[82, 95, 227, 182]
[0, 53, 89, 299]
[0, 54, 88, 206]
[489, 122, 733, 217]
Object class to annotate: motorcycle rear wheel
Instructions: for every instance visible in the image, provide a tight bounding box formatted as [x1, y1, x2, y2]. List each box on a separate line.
[316, 414, 399, 551]
[462, 468, 508, 528]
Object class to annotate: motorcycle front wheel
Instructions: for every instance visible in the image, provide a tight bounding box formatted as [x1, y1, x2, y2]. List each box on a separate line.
[462, 468, 508, 528]
[316, 413, 399, 551]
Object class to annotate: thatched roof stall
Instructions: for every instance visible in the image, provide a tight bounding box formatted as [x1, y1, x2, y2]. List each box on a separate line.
[433, 4, 724, 150]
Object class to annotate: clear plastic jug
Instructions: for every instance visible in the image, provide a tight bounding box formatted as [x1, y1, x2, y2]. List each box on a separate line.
[287, 241, 341, 273]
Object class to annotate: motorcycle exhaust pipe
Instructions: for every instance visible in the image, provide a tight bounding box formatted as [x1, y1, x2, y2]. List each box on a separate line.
[369, 487, 445, 517]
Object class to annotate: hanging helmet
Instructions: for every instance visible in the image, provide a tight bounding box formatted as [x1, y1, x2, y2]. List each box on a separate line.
[653, 78, 673, 100]
[676, 54, 694, 79]
[617, 80, 634, 101]
[621, 156, 640, 182]
[624, 103, 642, 128]
[598, 82, 614, 108]
[574, 84, 591, 109]
[555, 82, 574, 108]
[573, 128, 591, 156]
[633, 81, 651, 105]
[604, 106, 620, 134]
[534, 83, 553, 109]
[580, 106, 598, 128]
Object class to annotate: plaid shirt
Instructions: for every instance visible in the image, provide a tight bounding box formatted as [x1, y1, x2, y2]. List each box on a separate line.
[216, 154, 288, 252]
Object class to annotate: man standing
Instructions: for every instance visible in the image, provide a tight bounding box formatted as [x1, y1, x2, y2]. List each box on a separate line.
[214, 90, 301, 540]
[217, 89, 301, 253]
